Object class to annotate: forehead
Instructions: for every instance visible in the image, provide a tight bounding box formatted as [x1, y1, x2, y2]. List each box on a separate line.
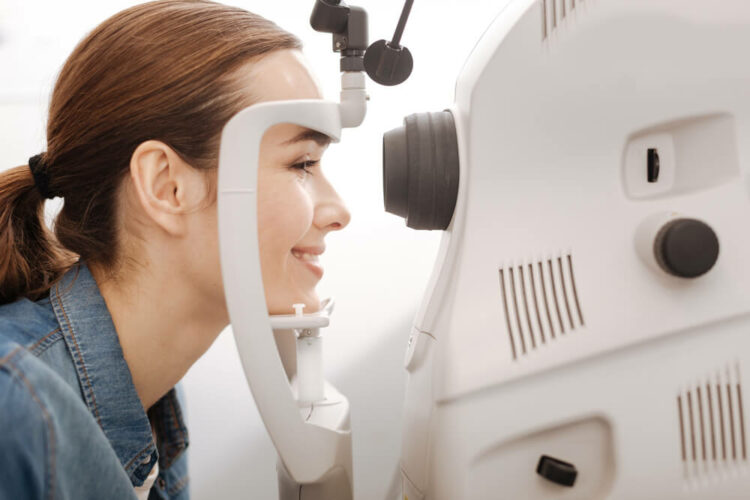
[263, 123, 332, 149]
[241, 49, 324, 102]
[240, 50, 332, 150]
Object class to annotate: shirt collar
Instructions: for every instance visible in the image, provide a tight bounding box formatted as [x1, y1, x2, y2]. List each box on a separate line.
[49, 260, 188, 484]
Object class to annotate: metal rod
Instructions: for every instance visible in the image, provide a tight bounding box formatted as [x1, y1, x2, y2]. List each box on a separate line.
[390, 0, 414, 48]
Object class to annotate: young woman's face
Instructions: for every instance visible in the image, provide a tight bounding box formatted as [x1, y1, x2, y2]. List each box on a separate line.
[241, 50, 350, 314]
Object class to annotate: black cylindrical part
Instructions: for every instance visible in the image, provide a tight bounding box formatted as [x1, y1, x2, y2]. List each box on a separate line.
[383, 127, 409, 218]
[383, 111, 460, 230]
[310, 0, 349, 34]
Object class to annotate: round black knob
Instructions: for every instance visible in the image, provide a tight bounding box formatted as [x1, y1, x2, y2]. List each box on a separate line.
[654, 218, 719, 278]
[363, 39, 413, 86]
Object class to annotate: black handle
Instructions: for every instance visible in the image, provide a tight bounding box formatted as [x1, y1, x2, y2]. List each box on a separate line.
[536, 455, 578, 487]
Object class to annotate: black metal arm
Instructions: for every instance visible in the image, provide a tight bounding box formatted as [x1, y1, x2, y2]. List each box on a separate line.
[310, 0, 415, 85]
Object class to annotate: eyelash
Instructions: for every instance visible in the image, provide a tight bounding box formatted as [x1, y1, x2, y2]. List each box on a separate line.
[290, 159, 320, 175]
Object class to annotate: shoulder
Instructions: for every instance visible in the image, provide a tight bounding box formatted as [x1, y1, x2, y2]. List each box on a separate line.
[0, 296, 83, 413]
[0, 345, 138, 500]
[0, 295, 61, 353]
[0, 349, 55, 499]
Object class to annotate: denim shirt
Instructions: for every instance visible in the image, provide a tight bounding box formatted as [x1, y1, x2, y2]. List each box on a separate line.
[0, 261, 189, 499]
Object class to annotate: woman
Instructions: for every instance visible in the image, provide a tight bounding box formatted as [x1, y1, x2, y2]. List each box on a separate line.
[0, 1, 350, 499]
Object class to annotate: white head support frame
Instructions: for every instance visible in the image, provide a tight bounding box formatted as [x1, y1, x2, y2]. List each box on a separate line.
[217, 92, 363, 490]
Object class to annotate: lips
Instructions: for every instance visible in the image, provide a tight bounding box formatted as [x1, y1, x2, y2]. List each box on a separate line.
[291, 246, 325, 279]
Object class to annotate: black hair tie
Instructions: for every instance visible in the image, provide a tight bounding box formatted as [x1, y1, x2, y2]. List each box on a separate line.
[28, 154, 57, 199]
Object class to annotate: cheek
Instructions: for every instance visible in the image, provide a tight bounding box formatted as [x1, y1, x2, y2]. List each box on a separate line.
[257, 176, 314, 261]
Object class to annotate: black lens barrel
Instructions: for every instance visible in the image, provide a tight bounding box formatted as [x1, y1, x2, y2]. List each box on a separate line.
[383, 111, 460, 230]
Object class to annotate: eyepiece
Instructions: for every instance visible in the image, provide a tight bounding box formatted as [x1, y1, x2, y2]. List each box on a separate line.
[383, 111, 460, 230]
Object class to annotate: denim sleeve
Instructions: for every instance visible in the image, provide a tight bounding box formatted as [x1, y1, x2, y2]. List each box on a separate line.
[0, 368, 52, 500]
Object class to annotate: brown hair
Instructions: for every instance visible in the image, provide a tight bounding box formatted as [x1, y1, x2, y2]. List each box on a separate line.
[0, 0, 302, 305]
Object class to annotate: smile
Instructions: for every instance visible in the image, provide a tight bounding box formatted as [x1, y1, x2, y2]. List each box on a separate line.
[291, 248, 324, 279]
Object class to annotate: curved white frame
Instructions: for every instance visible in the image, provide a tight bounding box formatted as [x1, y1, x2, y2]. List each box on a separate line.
[217, 100, 349, 485]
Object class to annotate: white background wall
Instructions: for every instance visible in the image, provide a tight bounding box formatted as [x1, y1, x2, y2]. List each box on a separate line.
[0, 1, 509, 498]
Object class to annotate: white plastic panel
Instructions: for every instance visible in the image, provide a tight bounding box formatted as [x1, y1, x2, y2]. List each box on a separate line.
[401, 0, 750, 498]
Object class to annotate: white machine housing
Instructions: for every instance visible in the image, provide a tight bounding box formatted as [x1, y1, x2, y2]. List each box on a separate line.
[400, 0, 750, 498]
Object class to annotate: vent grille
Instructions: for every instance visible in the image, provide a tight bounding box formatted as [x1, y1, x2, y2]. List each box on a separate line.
[542, 0, 582, 40]
[677, 363, 748, 479]
[499, 253, 584, 360]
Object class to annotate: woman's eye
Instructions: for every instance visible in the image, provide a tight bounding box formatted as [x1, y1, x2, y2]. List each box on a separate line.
[290, 159, 319, 175]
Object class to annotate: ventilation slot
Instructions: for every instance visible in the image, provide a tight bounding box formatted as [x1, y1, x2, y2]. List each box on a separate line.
[677, 363, 748, 481]
[542, 0, 582, 41]
[499, 253, 585, 360]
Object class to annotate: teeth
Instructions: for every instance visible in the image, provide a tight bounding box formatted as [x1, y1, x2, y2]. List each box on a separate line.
[291, 250, 319, 262]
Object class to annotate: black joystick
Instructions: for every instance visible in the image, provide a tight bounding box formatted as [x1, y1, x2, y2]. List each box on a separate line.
[654, 218, 719, 278]
[363, 0, 414, 86]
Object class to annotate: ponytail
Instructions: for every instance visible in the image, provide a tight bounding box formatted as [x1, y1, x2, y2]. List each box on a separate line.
[0, 165, 76, 305]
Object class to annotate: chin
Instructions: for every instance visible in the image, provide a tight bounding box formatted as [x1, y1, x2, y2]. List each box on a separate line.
[297, 292, 321, 314]
[267, 290, 320, 315]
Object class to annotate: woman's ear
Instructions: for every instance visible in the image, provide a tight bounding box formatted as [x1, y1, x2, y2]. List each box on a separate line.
[128, 140, 206, 237]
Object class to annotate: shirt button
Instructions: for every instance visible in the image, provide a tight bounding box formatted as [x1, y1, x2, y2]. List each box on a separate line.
[141, 454, 152, 465]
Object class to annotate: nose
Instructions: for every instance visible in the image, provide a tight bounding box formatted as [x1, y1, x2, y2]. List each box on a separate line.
[313, 175, 351, 233]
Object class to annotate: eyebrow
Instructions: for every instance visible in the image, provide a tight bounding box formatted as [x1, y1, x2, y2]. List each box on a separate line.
[280, 128, 332, 148]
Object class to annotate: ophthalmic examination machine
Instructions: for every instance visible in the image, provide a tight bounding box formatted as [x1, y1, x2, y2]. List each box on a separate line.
[217, 1, 750, 498]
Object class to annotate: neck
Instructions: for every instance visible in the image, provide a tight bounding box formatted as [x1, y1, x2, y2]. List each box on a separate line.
[90, 257, 228, 410]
